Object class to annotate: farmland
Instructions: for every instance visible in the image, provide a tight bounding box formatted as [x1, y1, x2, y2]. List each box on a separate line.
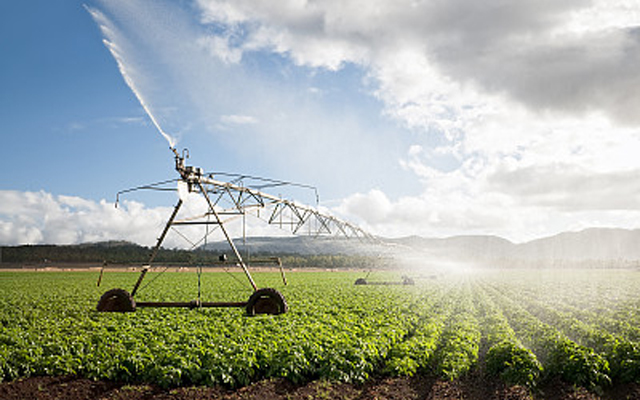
[2, 268, 640, 399]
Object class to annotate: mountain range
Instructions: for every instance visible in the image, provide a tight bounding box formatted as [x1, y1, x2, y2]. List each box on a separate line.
[203, 228, 640, 267]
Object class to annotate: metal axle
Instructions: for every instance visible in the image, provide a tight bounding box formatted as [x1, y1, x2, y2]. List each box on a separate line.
[136, 301, 246, 309]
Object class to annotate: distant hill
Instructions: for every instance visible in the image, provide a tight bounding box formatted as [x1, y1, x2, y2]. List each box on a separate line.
[391, 228, 640, 268]
[3, 228, 640, 268]
[0, 241, 189, 265]
[202, 235, 384, 256]
[205, 228, 640, 268]
[0, 239, 385, 270]
[513, 228, 640, 260]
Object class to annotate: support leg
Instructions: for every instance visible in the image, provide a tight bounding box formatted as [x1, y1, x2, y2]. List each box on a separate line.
[131, 199, 183, 297]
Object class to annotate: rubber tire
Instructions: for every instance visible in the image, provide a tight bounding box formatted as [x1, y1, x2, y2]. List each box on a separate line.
[97, 288, 136, 312]
[245, 288, 287, 316]
[354, 278, 368, 285]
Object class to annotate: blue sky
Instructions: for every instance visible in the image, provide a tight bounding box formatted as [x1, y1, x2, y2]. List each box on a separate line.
[0, 1, 192, 204]
[2, 0, 640, 247]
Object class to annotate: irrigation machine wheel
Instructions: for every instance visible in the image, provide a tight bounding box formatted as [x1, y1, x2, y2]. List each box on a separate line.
[245, 288, 288, 316]
[354, 278, 368, 285]
[96, 288, 136, 312]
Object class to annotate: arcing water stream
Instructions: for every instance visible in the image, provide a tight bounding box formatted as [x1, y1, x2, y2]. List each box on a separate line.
[86, 5, 177, 150]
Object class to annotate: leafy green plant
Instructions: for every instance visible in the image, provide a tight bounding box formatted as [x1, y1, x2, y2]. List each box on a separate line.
[486, 341, 541, 387]
[0, 269, 638, 392]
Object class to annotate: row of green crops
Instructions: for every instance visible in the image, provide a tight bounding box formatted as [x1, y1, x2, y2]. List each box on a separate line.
[1, 269, 640, 391]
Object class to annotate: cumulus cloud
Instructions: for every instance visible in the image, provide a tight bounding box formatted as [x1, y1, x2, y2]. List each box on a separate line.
[192, 0, 640, 242]
[337, 160, 640, 242]
[195, 0, 640, 127]
[0, 190, 173, 247]
[0, 190, 301, 247]
[487, 164, 640, 211]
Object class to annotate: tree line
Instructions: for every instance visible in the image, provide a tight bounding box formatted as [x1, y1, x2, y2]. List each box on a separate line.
[0, 242, 388, 270]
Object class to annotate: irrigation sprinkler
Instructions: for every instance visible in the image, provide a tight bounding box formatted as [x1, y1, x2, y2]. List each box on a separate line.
[97, 147, 374, 315]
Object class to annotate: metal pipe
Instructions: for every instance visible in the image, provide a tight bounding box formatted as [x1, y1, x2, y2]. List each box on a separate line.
[277, 257, 288, 286]
[197, 181, 258, 291]
[97, 261, 106, 287]
[136, 301, 246, 308]
[131, 199, 184, 297]
[130, 267, 150, 297]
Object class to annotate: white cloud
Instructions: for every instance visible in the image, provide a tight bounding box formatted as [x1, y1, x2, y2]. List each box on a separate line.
[487, 163, 640, 211]
[336, 189, 393, 224]
[0, 190, 298, 247]
[0, 190, 173, 247]
[194, 0, 640, 126]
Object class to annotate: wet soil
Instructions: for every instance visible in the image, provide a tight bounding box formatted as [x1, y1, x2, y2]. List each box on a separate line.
[2, 375, 638, 400]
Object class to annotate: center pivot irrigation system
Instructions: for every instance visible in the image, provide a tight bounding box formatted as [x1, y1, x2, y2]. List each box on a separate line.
[97, 148, 376, 315]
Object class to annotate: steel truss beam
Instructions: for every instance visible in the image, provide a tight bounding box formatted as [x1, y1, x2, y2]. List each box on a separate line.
[172, 154, 374, 242]
[124, 149, 376, 300]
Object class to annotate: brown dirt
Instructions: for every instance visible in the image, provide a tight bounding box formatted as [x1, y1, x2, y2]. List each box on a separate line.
[2, 375, 639, 400]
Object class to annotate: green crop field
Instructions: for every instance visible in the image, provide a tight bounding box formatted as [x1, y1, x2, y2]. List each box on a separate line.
[1, 269, 640, 392]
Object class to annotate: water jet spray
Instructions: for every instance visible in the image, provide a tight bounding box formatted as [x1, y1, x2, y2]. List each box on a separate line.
[87, 5, 178, 149]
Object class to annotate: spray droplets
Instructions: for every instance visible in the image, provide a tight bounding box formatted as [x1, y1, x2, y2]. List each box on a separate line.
[87, 5, 177, 149]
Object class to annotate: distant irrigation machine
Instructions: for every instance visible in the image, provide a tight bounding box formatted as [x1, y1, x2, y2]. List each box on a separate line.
[97, 148, 374, 315]
[354, 271, 415, 286]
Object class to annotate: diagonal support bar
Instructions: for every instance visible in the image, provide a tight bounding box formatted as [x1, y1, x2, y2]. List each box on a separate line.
[131, 198, 184, 297]
[197, 182, 258, 291]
